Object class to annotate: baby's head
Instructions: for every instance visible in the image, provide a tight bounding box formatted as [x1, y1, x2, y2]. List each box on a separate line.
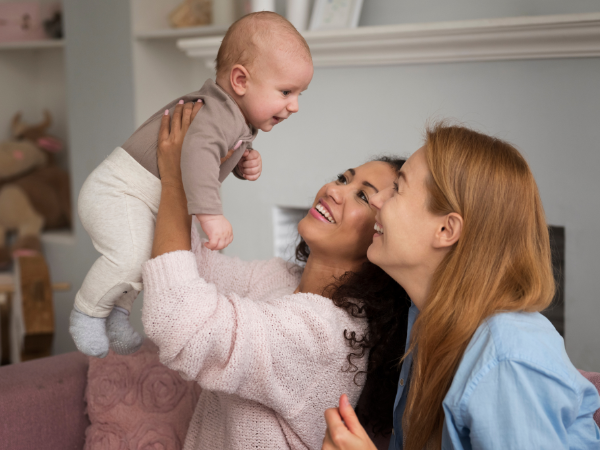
[215, 12, 313, 132]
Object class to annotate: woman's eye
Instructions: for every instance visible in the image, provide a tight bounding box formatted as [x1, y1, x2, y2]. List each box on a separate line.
[393, 181, 399, 193]
[358, 191, 368, 202]
[336, 174, 347, 184]
[282, 90, 291, 96]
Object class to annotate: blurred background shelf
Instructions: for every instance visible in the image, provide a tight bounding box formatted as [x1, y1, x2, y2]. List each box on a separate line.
[178, 12, 600, 68]
[40, 230, 75, 246]
[0, 39, 64, 51]
[134, 25, 228, 40]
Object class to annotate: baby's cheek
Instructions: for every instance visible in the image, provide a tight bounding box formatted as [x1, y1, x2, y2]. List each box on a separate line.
[249, 99, 272, 118]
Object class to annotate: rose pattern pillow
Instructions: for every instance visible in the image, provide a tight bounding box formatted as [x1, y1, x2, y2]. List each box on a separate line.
[85, 339, 201, 450]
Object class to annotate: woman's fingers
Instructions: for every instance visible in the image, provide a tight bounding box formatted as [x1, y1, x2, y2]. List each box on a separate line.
[172, 100, 184, 131]
[338, 394, 364, 435]
[191, 99, 203, 121]
[181, 102, 194, 134]
[159, 110, 171, 144]
[322, 428, 337, 450]
[324, 407, 348, 445]
[321, 397, 375, 450]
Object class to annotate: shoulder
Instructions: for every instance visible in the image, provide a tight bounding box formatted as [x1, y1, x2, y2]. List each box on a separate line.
[252, 264, 366, 331]
[193, 79, 248, 137]
[455, 312, 577, 383]
[253, 257, 302, 281]
[247, 257, 303, 294]
[484, 312, 577, 380]
[266, 291, 368, 357]
[445, 311, 594, 419]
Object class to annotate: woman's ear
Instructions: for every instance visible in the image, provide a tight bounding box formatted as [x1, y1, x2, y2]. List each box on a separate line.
[434, 212, 463, 249]
[230, 64, 249, 96]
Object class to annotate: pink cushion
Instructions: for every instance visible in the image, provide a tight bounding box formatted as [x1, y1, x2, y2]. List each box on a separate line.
[85, 339, 201, 450]
[0, 351, 89, 450]
[579, 370, 600, 427]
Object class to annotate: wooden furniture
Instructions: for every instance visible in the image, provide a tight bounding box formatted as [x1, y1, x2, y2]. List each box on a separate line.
[0, 255, 70, 365]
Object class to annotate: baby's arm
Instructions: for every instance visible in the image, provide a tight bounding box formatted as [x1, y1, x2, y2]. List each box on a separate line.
[180, 96, 245, 250]
[195, 213, 233, 250]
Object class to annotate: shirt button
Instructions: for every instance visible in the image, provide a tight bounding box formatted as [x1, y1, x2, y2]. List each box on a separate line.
[399, 378, 404, 386]
[392, 428, 395, 435]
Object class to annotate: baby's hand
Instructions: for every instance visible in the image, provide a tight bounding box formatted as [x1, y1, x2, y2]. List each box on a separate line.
[196, 214, 233, 250]
[237, 149, 262, 181]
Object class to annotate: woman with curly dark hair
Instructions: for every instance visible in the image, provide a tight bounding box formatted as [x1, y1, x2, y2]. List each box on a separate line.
[295, 155, 411, 439]
[141, 102, 412, 450]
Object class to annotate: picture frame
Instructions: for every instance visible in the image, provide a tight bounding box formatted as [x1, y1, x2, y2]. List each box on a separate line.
[308, 0, 364, 31]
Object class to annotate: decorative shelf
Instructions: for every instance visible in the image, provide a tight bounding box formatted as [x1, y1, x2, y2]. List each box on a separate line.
[0, 39, 64, 51]
[41, 230, 75, 245]
[178, 12, 600, 68]
[135, 25, 228, 40]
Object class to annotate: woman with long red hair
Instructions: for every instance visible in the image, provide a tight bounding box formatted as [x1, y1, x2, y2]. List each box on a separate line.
[322, 124, 600, 449]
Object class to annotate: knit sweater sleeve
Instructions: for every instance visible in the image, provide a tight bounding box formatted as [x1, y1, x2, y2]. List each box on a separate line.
[189, 223, 258, 297]
[141, 250, 354, 419]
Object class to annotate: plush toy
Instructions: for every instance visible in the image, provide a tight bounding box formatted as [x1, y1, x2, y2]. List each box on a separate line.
[0, 111, 70, 269]
[169, 0, 212, 28]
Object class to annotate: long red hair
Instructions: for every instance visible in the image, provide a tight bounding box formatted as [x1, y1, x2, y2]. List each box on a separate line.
[402, 124, 555, 449]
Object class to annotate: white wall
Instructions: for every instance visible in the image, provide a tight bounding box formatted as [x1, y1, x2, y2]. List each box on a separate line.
[221, 44, 600, 369]
[46, 0, 136, 355]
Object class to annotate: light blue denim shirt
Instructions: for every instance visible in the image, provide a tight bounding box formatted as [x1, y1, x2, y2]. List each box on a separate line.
[389, 303, 600, 450]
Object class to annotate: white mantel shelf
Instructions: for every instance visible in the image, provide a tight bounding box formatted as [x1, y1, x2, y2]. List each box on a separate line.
[177, 12, 600, 68]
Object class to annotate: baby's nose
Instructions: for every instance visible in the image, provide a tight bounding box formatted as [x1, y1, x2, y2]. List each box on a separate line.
[287, 98, 299, 113]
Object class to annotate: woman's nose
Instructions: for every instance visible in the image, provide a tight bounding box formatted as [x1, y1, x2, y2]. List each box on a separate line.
[326, 183, 343, 204]
[369, 187, 393, 209]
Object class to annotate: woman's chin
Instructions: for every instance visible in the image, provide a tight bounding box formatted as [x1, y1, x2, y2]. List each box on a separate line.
[367, 239, 382, 265]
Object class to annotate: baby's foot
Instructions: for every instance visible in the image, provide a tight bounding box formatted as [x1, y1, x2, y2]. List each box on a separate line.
[106, 307, 143, 355]
[69, 308, 109, 358]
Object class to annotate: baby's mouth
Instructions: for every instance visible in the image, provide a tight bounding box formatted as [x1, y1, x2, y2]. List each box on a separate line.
[315, 202, 336, 223]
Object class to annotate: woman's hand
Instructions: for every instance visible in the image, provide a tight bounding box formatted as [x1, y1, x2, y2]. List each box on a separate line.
[322, 394, 378, 450]
[157, 99, 203, 186]
[151, 99, 202, 258]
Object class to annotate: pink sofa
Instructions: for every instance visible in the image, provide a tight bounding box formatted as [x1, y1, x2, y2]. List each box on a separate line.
[0, 351, 89, 450]
[1, 351, 599, 450]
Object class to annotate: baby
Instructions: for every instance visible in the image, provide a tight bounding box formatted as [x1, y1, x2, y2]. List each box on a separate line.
[69, 12, 314, 358]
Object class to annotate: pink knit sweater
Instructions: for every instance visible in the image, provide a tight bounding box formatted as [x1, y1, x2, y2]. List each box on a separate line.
[141, 228, 368, 450]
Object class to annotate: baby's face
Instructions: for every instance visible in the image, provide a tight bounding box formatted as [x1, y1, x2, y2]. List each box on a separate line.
[241, 50, 313, 132]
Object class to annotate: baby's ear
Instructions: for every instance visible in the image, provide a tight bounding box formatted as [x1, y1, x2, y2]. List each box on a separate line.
[230, 64, 249, 96]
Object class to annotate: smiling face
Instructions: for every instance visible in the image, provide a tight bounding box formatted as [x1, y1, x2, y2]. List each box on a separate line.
[237, 47, 313, 132]
[297, 161, 398, 270]
[368, 147, 445, 285]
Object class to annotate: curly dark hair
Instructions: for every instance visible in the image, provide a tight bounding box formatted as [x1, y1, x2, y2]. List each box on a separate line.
[295, 156, 411, 437]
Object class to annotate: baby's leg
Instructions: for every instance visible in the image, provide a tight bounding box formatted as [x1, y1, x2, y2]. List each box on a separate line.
[106, 192, 157, 355]
[71, 156, 157, 357]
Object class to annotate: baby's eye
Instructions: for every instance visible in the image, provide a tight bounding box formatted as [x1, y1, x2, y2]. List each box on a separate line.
[336, 174, 348, 184]
[282, 90, 291, 96]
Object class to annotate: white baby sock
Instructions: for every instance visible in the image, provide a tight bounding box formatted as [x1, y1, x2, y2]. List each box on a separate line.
[106, 306, 143, 355]
[69, 308, 109, 358]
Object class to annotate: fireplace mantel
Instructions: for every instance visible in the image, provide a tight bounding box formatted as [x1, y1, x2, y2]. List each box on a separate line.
[177, 12, 600, 68]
